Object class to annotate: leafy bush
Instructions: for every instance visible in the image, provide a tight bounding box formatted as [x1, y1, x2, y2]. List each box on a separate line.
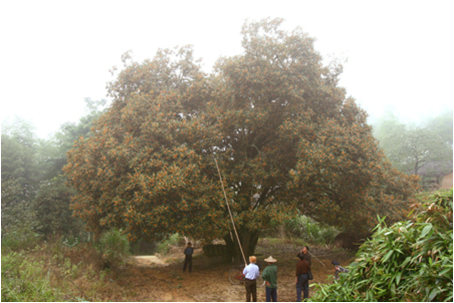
[33, 176, 84, 238]
[1, 201, 42, 252]
[284, 215, 341, 246]
[156, 233, 182, 255]
[1, 179, 42, 252]
[99, 229, 130, 267]
[1, 226, 42, 252]
[310, 189, 453, 302]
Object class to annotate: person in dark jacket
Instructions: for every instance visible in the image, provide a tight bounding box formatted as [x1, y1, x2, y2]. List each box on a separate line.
[296, 254, 310, 301]
[297, 246, 311, 266]
[183, 242, 193, 273]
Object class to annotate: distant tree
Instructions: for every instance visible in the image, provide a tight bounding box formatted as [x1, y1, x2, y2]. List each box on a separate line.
[372, 110, 403, 143]
[386, 127, 451, 175]
[65, 18, 419, 261]
[1, 178, 23, 237]
[1, 117, 40, 199]
[374, 112, 452, 177]
[1, 178, 40, 246]
[1, 100, 106, 242]
[426, 109, 453, 146]
[33, 176, 83, 237]
[40, 97, 108, 179]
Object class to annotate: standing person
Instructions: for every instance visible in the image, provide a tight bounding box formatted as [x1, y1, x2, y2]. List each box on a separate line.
[296, 253, 311, 301]
[243, 256, 260, 302]
[183, 242, 193, 273]
[297, 246, 312, 266]
[262, 256, 278, 302]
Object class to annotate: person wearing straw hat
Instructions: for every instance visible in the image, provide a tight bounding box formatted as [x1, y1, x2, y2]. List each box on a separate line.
[262, 256, 278, 302]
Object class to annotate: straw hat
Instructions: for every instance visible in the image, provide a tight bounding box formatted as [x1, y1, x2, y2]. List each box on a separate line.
[264, 256, 277, 263]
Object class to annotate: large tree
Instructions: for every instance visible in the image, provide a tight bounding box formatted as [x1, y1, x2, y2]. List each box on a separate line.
[64, 19, 419, 262]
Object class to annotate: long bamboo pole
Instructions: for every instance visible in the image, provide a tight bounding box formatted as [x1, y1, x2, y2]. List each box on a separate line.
[214, 158, 248, 267]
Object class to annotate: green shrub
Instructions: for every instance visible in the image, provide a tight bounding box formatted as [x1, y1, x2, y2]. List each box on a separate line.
[1, 178, 43, 252]
[99, 229, 130, 267]
[156, 233, 182, 255]
[1, 217, 42, 253]
[310, 189, 453, 302]
[284, 215, 341, 246]
[1, 230, 42, 253]
[33, 176, 84, 238]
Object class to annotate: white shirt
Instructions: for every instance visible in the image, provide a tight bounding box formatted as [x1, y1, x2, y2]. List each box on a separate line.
[243, 263, 260, 280]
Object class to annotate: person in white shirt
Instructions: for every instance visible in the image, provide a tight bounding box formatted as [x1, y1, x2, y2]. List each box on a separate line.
[243, 256, 260, 302]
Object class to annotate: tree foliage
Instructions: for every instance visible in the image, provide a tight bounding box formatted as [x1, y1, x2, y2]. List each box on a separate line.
[1, 179, 41, 249]
[33, 176, 83, 237]
[64, 18, 419, 259]
[1, 117, 40, 198]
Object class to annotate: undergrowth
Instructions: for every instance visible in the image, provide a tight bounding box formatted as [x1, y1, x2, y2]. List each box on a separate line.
[310, 189, 453, 302]
[1, 229, 131, 302]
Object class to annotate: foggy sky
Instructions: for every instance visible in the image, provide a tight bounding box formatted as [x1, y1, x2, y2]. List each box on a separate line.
[1, 0, 453, 138]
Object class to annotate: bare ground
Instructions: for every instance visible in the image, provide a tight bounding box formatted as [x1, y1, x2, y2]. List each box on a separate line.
[95, 239, 355, 302]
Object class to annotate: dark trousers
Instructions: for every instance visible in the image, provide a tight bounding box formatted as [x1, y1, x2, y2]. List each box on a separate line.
[266, 286, 277, 302]
[296, 273, 309, 301]
[183, 255, 192, 272]
[244, 279, 257, 302]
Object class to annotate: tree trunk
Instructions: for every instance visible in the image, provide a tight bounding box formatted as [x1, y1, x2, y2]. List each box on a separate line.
[224, 228, 261, 265]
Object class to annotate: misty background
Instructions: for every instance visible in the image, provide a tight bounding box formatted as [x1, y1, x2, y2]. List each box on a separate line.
[1, 4, 452, 301]
[1, 0, 453, 138]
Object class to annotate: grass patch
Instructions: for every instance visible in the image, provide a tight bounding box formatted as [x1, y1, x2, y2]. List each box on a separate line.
[1, 229, 135, 302]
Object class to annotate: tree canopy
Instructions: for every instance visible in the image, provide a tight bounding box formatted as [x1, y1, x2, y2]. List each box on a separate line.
[64, 18, 419, 259]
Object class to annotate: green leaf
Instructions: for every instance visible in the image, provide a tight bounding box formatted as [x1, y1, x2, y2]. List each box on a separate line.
[395, 271, 402, 285]
[420, 224, 433, 238]
[428, 288, 440, 301]
[400, 257, 411, 267]
[394, 248, 404, 254]
[382, 250, 394, 263]
[439, 267, 453, 277]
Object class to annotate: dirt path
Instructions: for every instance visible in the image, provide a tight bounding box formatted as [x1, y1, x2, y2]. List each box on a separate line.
[107, 241, 354, 302]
